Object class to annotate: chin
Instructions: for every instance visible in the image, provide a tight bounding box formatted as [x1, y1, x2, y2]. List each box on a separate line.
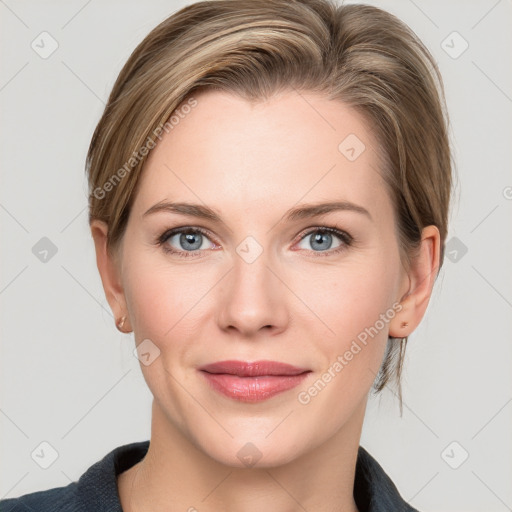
[206, 440, 304, 469]
[192, 423, 315, 469]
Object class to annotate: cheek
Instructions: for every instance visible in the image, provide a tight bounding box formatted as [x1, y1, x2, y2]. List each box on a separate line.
[120, 220, 206, 330]
[299, 257, 399, 342]
[122, 257, 210, 416]
[122, 252, 224, 375]
[295, 257, 399, 392]
[125, 262, 197, 338]
[124, 239, 400, 348]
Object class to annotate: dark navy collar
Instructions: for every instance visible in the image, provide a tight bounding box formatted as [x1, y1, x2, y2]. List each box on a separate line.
[1, 441, 419, 512]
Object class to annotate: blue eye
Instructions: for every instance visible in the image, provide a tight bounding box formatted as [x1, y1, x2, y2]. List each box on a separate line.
[158, 227, 215, 258]
[157, 226, 353, 259]
[296, 227, 353, 256]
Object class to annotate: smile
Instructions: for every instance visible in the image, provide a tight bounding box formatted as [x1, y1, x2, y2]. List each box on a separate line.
[198, 360, 311, 402]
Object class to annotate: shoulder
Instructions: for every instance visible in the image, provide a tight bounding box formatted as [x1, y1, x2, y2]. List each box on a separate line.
[0, 483, 79, 512]
[355, 445, 420, 512]
[0, 441, 150, 512]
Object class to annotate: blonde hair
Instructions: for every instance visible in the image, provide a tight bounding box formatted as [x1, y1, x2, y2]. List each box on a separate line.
[86, 0, 454, 409]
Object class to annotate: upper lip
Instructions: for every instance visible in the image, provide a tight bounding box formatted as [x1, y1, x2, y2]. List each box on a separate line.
[199, 360, 310, 377]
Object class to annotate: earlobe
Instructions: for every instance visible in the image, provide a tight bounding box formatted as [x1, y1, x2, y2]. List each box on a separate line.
[90, 220, 132, 332]
[389, 225, 441, 338]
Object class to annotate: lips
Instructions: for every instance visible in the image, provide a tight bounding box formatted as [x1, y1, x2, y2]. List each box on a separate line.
[198, 360, 311, 402]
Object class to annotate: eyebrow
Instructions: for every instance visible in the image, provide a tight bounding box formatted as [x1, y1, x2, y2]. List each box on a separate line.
[143, 200, 372, 224]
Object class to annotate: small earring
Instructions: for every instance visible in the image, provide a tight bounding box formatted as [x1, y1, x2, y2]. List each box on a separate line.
[401, 321, 409, 328]
[116, 315, 127, 332]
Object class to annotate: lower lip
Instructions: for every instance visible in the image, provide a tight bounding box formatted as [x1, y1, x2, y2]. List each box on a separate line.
[200, 371, 309, 402]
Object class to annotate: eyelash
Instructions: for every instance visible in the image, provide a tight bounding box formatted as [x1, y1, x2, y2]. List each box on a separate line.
[156, 225, 354, 259]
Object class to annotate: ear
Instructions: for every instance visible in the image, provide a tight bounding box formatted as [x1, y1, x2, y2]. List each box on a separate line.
[389, 225, 441, 338]
[90, 220, 132, 332]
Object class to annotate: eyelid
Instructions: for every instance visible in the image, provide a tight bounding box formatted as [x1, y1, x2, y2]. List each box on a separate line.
[157, 226, 219, 249]
[294, 225, 353, 244]
[157, 224, 354, 258]
[291, 225, 354, 256]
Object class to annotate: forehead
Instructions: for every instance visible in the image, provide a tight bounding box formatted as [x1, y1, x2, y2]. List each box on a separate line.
[133, 89, 391, 223]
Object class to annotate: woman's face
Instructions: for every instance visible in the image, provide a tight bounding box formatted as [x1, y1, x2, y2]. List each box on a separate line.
[115, 90, 412, 467]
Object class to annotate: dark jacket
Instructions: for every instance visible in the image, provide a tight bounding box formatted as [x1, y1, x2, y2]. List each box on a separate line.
[0, 441, 419, 511]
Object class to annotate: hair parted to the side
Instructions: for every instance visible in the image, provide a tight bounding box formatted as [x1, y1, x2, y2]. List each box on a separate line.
[86, 0, 454, 412]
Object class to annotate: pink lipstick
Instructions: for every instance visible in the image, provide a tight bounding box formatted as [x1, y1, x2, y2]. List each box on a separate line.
[198, 360, 311, 402]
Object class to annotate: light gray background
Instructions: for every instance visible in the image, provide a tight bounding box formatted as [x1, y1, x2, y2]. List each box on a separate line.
[1, 1, 511, 511]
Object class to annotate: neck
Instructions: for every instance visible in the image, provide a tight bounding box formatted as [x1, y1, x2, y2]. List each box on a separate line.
[118, 399, 365, 512]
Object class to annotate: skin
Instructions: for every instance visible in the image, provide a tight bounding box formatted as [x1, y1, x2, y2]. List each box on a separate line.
[91, 89, 440, 512]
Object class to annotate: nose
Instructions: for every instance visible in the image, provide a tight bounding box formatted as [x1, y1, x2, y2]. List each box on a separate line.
[216, 247, 289, 338]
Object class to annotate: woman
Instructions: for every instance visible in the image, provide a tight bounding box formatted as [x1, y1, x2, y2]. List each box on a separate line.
[1, 0, 452, 510]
